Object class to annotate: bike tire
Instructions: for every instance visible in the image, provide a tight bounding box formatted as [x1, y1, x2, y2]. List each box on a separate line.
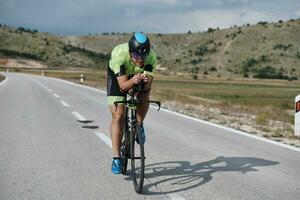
[121, 142, 128, 174]
[130, 124, 145, 193]
[121, 109, 129, 174]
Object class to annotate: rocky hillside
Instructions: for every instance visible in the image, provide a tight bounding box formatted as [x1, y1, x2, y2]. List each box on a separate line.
[0, 19, 300, 79]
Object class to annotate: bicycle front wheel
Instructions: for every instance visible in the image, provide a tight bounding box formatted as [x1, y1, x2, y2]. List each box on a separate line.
[130, 124, 145, 193]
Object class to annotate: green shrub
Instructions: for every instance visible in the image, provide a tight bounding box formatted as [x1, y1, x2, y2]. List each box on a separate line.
[209, 67, 217, 71]
[207, 28, 215, 33]
[257, 21, 268, 25]
[0, 49, 43, 60]
[273, 44, 292, 51]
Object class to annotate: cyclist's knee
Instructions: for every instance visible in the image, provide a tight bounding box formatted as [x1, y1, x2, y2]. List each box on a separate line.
[110, 107, 125, 123]
[112, 112, 124, 123]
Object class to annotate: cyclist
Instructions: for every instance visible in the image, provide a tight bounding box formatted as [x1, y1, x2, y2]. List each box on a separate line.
[107, 32, 157, 174]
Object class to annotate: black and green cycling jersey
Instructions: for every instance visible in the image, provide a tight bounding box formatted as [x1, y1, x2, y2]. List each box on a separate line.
[107, 43, 157, 105]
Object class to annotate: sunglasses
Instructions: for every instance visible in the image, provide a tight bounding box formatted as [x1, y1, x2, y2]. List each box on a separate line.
[131, 52, 148, 60]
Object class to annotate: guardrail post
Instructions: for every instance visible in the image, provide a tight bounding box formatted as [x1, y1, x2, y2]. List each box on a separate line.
[80, 74, 84, 84]
[42, 70, 44, 76]
[295, 95, 300, 136]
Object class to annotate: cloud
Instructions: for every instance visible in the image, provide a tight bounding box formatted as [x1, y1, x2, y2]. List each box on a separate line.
[124, 9, 290, 33]
[0, 0, 299, 34]
[295, 8, 300, 17]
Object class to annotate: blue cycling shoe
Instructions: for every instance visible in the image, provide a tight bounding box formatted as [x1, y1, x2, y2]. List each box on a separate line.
[111, 158, 122, 174]
[136, 125, 146, 144]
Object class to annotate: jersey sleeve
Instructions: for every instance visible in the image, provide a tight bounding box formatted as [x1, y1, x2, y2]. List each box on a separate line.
[143, 50, 157, 77]
[109, 46, 126, 76]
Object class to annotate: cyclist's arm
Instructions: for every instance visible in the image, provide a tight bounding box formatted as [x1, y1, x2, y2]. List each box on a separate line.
[142, 75, 153, 92]
[117, 75, 140, 92]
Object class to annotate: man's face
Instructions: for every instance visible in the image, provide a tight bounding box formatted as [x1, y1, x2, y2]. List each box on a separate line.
[130, 52, 146, 67]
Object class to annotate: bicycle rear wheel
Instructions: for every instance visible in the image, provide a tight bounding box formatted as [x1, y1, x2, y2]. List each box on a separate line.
[130, 124, 145, 193]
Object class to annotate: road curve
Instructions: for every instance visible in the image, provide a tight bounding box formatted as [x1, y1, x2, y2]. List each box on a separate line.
[0, 72, 299, 200]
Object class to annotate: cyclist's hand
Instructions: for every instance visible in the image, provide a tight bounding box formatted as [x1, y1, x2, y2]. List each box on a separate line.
[140, 74, 149, 83]
[131, 73, 142, 84]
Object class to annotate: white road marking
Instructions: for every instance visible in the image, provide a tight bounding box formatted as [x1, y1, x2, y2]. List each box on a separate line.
[48, 89, 52, 92]
[46, 76, 106, 94]
[71, 111, 86, 121]
[0, 76, 8, 86]
[95, 131, 112, 148]
[167, 193, 186, 200]
[53, 93, 60, 98]
[60, 100, 70, 107]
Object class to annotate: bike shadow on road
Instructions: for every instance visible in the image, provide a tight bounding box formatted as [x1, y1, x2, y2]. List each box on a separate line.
[139, 156, 279, 195]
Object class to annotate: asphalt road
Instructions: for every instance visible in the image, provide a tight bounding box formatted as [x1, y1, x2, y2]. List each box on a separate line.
[1, 72, 300, 200]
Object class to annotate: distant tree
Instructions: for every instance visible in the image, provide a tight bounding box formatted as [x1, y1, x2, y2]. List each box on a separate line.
[257, 21, 268, 25]
[247, 23, 250, 26]
[278, 20, 283, 23]
[209, 66, 217, 71]
[261, 55, 267, 62]
[207, 27, 215, 33]
[188, 30, 192, 34]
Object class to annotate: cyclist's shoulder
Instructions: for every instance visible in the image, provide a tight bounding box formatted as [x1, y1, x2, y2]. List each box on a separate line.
[146, 48, 157, 65]
[111, 43, 129, 55]
[149, 48, 157, 58]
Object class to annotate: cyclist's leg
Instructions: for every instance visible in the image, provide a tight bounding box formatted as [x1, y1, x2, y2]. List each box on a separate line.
[137, 93, 149, 125]
[107, 67, 127, 157]
[137, 78, 152, 125]
[109, 104, 125, 157]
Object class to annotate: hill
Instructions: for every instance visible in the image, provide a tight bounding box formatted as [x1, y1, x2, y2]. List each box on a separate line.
[0, 19, 300, 79]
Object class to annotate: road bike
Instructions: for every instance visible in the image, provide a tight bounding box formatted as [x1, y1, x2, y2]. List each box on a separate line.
[114, 83, 160, 193]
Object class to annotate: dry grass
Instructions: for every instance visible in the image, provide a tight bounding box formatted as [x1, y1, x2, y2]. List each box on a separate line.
[0, 74, 5, 82]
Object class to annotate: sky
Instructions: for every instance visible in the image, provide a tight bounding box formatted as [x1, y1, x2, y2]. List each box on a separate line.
[0, 0, 300, 35]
